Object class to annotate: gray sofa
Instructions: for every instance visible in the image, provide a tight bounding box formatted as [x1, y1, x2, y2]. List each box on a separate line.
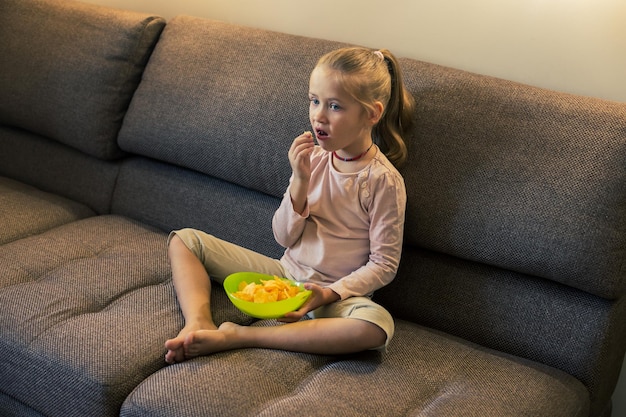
[1, 0, 625, 416]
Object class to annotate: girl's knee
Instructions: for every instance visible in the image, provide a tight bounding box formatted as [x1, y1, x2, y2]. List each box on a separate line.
[167, 231, 195, 259]
[168, 233, 184, 250]
[168, 228, 194, 244]
[167, 235, 182, 260]
[168, 229, 208, 264]
[365, 322, 388, 349]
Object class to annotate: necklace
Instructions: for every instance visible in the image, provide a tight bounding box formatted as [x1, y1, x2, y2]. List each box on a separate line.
[333, 142, 374, 162]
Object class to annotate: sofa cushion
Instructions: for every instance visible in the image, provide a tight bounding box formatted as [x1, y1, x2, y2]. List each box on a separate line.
[0, 0, 165, 159]
[0, 176, 95, 244]
[0, 215, 254, 417]
[120, 320, 588, 417]
[0, 126, 121, 214]
[0, 392, 46, 417]
[397, 58, 626, 300]
[118, 16, 348, 197]
[374, 245, 626, 416]
[112, 157, 284, 258]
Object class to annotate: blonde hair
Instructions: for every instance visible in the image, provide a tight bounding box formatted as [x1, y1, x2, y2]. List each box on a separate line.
[316, 47, 415, 167]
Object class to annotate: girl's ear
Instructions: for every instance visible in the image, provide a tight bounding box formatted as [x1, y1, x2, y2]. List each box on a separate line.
[369, 101, 385, 125]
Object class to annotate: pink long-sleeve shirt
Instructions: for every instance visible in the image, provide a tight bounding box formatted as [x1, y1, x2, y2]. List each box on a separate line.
[272, 146, 406, 300]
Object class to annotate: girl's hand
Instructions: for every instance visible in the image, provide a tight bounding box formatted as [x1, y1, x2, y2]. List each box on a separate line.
[278, 283, 340, 323]
[288, 131, 315, 181]
[288, 132, 314, 215]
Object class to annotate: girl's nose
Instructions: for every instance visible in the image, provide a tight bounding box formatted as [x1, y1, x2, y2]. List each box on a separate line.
[311, 106, 327, 123]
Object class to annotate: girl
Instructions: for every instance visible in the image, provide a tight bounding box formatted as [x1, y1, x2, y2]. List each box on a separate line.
[165, 47, 415, 364]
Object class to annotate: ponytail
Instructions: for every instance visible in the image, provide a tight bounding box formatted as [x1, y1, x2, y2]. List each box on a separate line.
[372, 49, 415, 167]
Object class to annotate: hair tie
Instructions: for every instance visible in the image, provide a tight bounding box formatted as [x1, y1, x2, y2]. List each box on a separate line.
[373, 50, 384, 61]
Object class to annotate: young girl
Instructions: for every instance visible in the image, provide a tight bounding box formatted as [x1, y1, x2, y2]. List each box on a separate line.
[164, 47, 415, 364]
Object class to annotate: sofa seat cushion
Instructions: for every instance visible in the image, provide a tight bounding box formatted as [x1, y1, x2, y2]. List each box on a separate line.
[0, 176, 95, 244]
[0, 215, 253, 417]
[120, 320, 588, 417]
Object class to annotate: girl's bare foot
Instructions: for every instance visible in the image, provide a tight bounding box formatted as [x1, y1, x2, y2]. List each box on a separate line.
[183, 322, 241, 359]
[164, 321, 217, 364]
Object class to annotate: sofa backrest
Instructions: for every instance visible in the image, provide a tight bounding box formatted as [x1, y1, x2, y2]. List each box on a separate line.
[0, 0, 165, 213]
[114, 15, 351, 255]
[397, 59, 626, 300]
[0, 0, 165, 160]
[118, 15, 348, 198]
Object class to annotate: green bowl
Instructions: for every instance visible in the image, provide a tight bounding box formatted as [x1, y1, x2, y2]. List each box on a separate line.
[223, 272, 311, 319]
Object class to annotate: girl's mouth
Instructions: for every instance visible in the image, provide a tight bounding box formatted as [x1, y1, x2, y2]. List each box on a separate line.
[316, 129, 329, 140]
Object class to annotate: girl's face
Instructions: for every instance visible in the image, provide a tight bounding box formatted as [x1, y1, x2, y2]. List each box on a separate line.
[308, 66, 376, 155]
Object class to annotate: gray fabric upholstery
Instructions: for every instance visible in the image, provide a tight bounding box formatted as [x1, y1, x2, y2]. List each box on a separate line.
[111, 157, 284, 259]
[0, 176, 95, 244]
[118, 16, 348, 197]
[0, 392, 46, 417]
[0, 215, 252, 417]
[121, 320, 588, 417]
[0, 216, 173, 416]
[374, 246, 626, 415]
[397, 58, 626, 300]
[0, 126, 121, 214]
[0, 0, 165, 159]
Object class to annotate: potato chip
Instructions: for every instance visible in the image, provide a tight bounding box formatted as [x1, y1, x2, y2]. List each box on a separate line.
[232, 276, 302, 303]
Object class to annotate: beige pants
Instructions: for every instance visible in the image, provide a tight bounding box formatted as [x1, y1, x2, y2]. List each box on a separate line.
[170, 228, 395, 350]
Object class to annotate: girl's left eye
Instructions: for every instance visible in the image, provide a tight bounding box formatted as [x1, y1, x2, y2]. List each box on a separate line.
[329, 103, 341, 111]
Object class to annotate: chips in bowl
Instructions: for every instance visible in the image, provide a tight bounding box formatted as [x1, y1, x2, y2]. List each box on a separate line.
[223, 272, 311, 319]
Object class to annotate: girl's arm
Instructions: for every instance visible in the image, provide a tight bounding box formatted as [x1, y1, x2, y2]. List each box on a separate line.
[329, 172, 407, 299]
[288, 132, 314, 214]
[272, 186, 307, 248]
[272, 132, 315, 247]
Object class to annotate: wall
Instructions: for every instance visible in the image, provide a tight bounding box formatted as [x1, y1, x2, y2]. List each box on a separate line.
[83, 0, 626, 414]
[82, 0, 625, 103]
